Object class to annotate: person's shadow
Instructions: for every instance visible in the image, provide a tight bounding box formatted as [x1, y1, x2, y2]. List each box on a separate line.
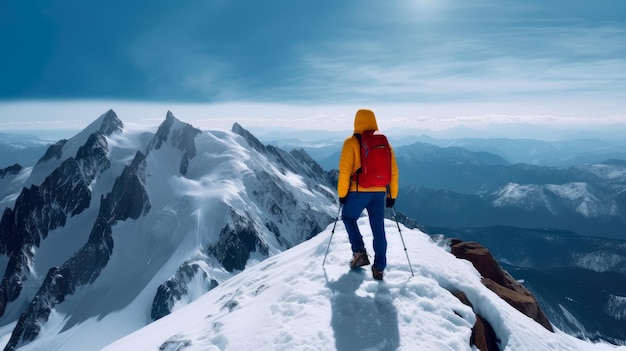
[326, 269, 400, 351]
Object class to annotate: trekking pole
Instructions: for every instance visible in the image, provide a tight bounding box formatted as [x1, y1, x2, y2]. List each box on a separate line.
[392, 207, 414, 277]
[322, 205, 342, 267]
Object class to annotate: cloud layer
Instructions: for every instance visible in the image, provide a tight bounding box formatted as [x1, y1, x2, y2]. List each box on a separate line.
[1, 0, 625, 130]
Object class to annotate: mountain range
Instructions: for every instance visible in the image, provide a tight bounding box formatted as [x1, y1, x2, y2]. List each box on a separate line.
[0, 110, 336, 350]
[272, 136, 626, 240]
[0, 110, 625, 349]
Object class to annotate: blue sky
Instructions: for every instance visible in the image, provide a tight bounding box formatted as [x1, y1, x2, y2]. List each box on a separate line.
[1, 0, 626, 134]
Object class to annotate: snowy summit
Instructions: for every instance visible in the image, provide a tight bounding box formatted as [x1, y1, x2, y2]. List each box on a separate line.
[104, 217, 623, 351]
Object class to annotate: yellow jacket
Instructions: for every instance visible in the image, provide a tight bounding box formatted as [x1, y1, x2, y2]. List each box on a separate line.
[337, 109, 399, 199]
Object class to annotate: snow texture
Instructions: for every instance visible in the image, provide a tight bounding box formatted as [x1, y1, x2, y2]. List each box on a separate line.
[101, 218, 624, 351]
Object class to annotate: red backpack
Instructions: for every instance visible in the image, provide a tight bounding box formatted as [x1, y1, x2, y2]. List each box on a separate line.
[352, 130, 392, 188]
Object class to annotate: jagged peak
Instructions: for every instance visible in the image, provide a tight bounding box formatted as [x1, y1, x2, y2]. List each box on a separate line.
[99, 109, 124, 136]
[231, 122, 266, 153]
[148, 112, 201, 160]
[165, 110, 176, 121]
[156, 111, 187, 135]
[34, 110, 121, 167]
[81, 109, 124, 137]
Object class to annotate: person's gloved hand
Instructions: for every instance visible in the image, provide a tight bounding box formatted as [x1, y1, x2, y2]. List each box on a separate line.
[385, 198, 395, 208]
[339, 197, 347, 204]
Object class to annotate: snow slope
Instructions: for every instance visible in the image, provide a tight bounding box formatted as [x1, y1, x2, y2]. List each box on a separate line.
[103, 217, 625, 351]
[0, 112, 336, 351]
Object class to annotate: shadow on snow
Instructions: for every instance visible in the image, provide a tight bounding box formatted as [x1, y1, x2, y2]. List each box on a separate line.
[326, 269, 400, 351]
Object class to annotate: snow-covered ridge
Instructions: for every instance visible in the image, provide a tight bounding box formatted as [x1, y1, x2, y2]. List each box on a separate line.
[491, 182, 617, 218]
[103, 219, 624, 351]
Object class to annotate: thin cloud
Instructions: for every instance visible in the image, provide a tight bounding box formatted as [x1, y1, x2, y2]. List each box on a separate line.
[1, 0, 625, 132]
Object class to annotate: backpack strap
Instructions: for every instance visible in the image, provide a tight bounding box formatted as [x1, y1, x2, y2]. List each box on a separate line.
[352, 133, 362, 193]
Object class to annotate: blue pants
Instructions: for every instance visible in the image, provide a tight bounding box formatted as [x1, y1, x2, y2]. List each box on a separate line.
[342, 192, 387, 270]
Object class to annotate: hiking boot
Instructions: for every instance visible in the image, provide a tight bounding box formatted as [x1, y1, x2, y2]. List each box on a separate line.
[349, 251, 370, 269]
[372, 266, 384, 281]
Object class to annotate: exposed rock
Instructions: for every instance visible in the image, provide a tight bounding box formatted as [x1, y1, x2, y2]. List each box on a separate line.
[148, 111, 201, 175]
[232, 122, 266, 153]
[3, 151, 150, 351]
[453, 290, 499, 351]
[37, 139, 67, 164]
[98, 109, 124, 136]
[209, 211, 268, 272]
[449, 239, 554, 332]
[152, 261, 218, 321]
[0, 132, 112, 317]
[0, 164, 22, 178]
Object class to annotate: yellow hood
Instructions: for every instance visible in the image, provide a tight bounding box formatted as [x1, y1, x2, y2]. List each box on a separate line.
[353, 109, 379, 134]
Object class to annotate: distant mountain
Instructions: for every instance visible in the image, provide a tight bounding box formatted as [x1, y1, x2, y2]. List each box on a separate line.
[269, 134, 626, 172]
[417, 136, 626, 167]
[386, 141, 626, 239]
[0, 164, 25, 211]
[427, 226, 626, 274]
[392, 142, 626, 194]
[398, 180, 626, 240]
[0, 132, 51, 169]
[509, 265, 626, 346]
[0, 110, 337, 351]
[270, 136, 626, 240]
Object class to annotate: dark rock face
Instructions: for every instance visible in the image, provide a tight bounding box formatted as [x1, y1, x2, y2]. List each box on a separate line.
[37, 139, 67, 164]
[151, 262, 218, 321]
[0, 164, 22, 178]
[99, 109, 124, 135]
[101, 151, 151, 221]
[209, 211, 269, 272]
[449, 239, 554, 333]
[3, 151, 150, 351]
[148, 111, 200, 176]
[0, 132, 112, 317]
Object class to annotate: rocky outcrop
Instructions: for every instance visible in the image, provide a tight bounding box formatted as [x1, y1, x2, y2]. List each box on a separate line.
[453, 291, 499, 351]
[449, 239, 553, 350]
[209, 211, 269, 272]
[450, 239, 553, 331]
[151, 261, 218, 321]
